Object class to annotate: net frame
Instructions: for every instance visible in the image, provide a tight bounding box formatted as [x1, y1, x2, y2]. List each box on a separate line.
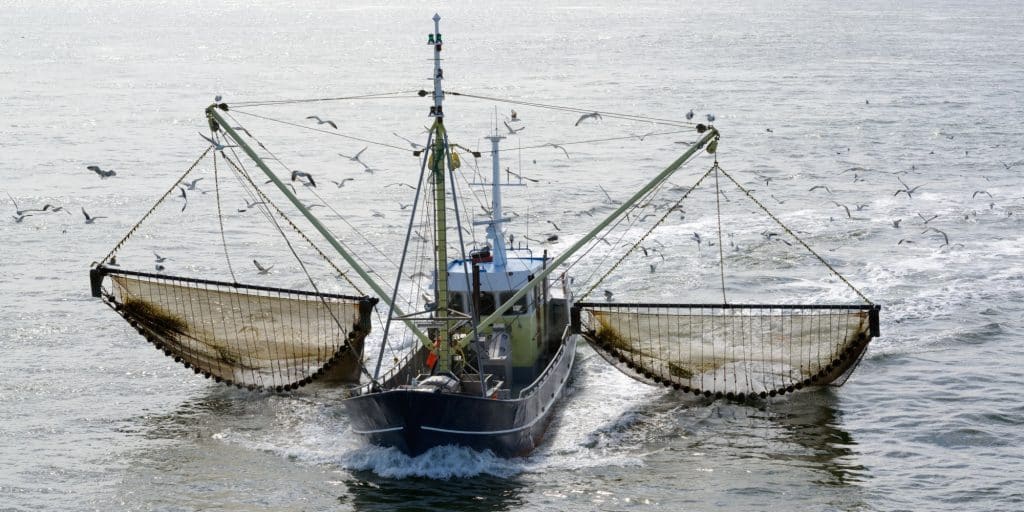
[571, 302, 880, 399]
[91, 266, 377, 391]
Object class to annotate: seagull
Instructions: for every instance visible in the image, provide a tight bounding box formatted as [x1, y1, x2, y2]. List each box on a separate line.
[635, 131, 657, 141]
[503, 121, 525, 135]
[765, 128, 773, 133]
[917, 213, 938, 224]
[832, 201, 852, 219]
[183, 178, 204, 191]
[546, 220, 561, 231]
[690, 232, 702, 246]
[921, 227, 949, 247]
[155, 264, 165, 272]
[393, 132, 424, 150]
[291, 170, 316, 187]
[363, 167, 381, 175]
[603, 289, 614, 302]
[506, 168, 539, 183]
[385, 182, 416, 190]
[339, 147, 368, 163]
[546, 143, 570, 159]
[685, 109, 694, 120]
[237, 200, 265, 212]
[972, 190, 992, 199]
[154, 252, 169, 263]
[332, 178, 355, 188]
[6, 193, 44, 215]
[892, 218, 902, 228]
[177, 187, 188, 211]
[598, 185, 621, 204]
[706, 113, 715, 122]
[253, 259, 274, 274]
[12, 213, 32, 223]
[40, 204, 68, 214]
[809, 185, 833, 194]
[305, 115, 337, 129]
[82, 207, 106, 224]
[199, 132, 236, 151]
[87, 165, 116, 178]
[509, 109, 520, 122]
[895, 177, 924, 198]
[574, 112, 602, 126]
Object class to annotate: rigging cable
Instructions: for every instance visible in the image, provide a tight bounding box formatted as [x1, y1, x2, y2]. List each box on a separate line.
[445, 90, 698, 128]
[230, 90, 423, 108]
[714, 164, 873, 304]
[230, 108, 415, 154]
[212, 152, 239, 284]
[98, 146, 212, 265]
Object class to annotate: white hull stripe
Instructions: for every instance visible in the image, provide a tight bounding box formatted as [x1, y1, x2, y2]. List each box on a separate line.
[352, 425, 404, 435]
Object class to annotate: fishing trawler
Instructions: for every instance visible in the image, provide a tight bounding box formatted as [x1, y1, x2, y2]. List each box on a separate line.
[89, 14, 880, 458]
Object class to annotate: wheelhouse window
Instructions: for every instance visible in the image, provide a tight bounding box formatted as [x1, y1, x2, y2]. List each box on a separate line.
[447, 292, 466, 314]
[498, 291, 529, 315]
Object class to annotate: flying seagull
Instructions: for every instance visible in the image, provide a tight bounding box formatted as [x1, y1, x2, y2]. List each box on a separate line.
[809, 185, 833, 194]
[339, 147, 368, 163]
[574, 112, 602, 126]
[894, 177, 924, 198]
[306, 115, 337, 129]
[706, 113, 716, 122]
[546, 143, 570, 159]
[177, 187, 188, 212]
[82, 207, 106, 224]
[154, 252, 169, 263]
[183, 178, 204, 191]
[253, 259, 274, 274]
[332, 178, 355, 188]
[503, 120, 525, 135]
[393, 132, 424, 150]
[199, 132, 236, 151]
[291, 170, 316, 187]
[87, 165, 116, 178]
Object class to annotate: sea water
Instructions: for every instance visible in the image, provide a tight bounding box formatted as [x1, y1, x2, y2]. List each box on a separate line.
[1, 1, 1022, 510]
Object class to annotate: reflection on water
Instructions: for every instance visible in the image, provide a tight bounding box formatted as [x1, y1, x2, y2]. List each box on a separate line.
[603, 388, 872, 509]
[343, 473, 526, 512]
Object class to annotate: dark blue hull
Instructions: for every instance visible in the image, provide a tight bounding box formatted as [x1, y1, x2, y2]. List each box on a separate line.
[344, 335, 577, 457]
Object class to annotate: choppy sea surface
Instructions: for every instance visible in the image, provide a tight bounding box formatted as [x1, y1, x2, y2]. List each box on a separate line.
[2, 1, 1023, 510]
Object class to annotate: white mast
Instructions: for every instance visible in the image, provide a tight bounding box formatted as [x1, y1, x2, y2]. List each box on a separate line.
[484, 133, 508, 267]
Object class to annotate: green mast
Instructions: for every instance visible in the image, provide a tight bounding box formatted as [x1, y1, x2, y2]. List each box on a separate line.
[427, 13, 452, 373]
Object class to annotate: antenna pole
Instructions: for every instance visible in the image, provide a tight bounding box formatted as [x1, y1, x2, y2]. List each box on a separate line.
[485, 133, 507, 267]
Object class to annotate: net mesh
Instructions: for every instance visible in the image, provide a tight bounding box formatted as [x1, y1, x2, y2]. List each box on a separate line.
[573, 303, 879, 398]
[97, 268, 375, 391]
